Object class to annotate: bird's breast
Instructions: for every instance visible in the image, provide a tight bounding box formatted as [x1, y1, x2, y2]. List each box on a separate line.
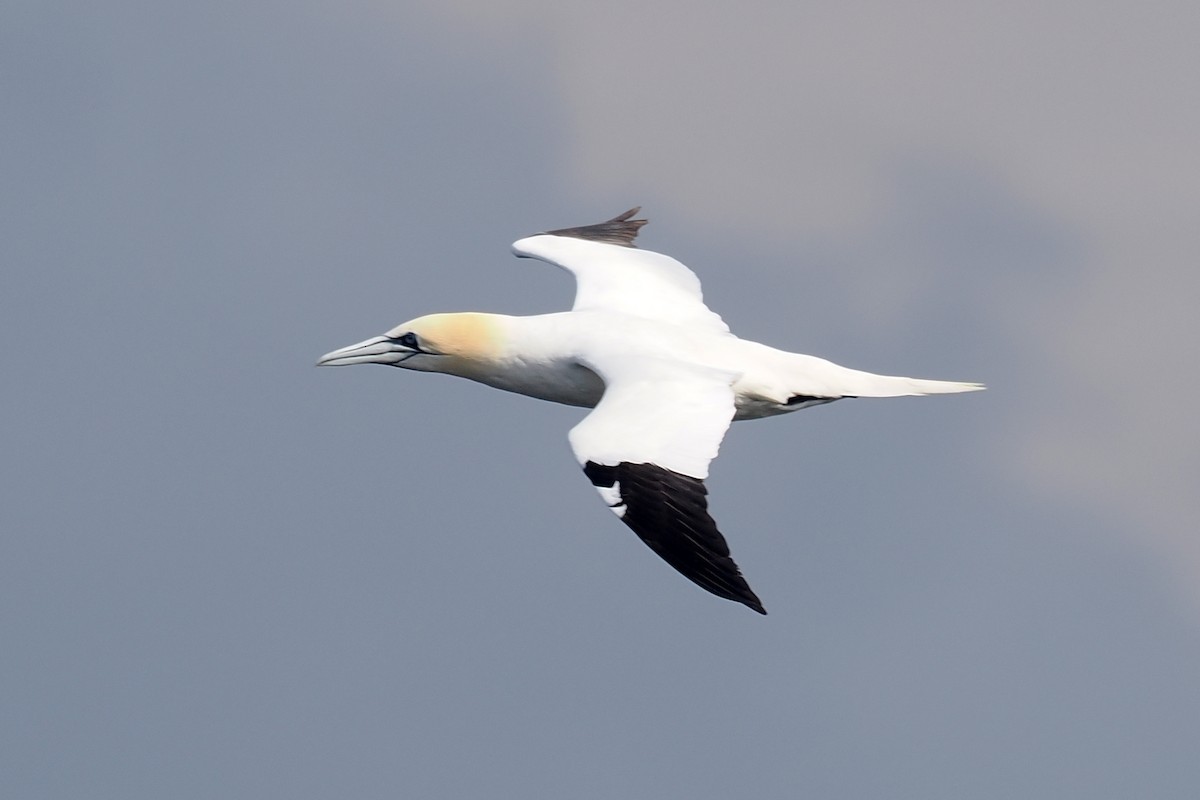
[470, 359, 605, 409]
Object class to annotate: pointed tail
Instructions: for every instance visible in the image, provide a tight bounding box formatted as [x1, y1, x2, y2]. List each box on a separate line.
[850, 374, 985, 397]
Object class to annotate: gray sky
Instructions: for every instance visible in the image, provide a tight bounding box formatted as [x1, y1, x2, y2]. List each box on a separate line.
[4, 2, 1199, 798]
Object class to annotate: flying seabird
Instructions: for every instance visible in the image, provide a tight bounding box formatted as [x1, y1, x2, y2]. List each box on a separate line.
[318, 208, 983, 614]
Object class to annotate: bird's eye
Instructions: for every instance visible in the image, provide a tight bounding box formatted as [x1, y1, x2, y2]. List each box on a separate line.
[396, 332, 420, 350]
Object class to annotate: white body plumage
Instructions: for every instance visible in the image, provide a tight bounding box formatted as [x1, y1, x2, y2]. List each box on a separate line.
[318, 209, 983, 614]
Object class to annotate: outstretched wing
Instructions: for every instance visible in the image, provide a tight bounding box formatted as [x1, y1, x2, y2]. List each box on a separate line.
[512, 208, 730, 334]
[567, 356, 765, 614]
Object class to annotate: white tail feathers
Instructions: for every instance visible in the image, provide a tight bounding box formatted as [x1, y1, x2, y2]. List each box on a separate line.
[910, 378, 985, 394]
[850, 373, 985, 398]
[746, 348, 983, 402]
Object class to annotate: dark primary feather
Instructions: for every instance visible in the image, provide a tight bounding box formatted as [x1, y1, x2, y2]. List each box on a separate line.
[544, 207, 648, 248]
[583, 461, 766, 614]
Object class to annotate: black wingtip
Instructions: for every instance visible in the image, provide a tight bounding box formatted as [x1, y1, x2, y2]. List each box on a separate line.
[544, 207, 648, 247]
[583, 460, 768, 616]
[727, 582, 767, 615]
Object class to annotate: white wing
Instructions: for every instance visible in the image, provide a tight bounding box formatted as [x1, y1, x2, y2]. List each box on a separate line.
[511, 209, 730, 334]
[567, 355, 765, 614]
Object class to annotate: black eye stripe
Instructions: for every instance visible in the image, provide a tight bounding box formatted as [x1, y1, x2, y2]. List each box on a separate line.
[392, 332, 420, 350]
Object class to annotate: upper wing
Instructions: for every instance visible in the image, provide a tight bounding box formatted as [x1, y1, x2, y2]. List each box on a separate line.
[512, 208, 730, 334]
[567, 356, 765, 614]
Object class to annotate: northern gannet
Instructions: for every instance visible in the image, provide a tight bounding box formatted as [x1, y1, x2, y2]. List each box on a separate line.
[318, 209, 983, 614]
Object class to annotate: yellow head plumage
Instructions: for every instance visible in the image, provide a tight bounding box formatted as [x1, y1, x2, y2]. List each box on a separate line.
[384, 313, 505, 375]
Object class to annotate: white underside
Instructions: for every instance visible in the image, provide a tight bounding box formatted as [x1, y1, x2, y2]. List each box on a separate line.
[468, 311, 981, 422]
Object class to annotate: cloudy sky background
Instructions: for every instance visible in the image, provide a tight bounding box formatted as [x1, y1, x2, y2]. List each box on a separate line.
[4, 1, 1199, 797]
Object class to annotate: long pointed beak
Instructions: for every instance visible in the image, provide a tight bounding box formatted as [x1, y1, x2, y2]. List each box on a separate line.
[317, 335, 412, 367]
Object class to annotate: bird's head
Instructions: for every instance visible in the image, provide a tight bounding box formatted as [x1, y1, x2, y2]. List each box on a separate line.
[316, 312, 504, 375]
